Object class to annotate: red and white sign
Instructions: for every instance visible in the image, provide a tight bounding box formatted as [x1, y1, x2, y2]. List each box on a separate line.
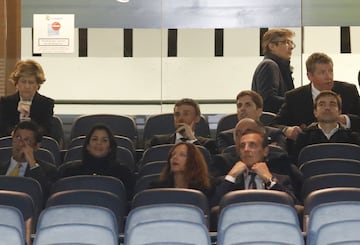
[33, 14, 74, 54]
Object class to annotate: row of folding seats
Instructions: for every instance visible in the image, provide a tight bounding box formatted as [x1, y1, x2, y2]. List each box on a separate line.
[1, 185, 359, 244]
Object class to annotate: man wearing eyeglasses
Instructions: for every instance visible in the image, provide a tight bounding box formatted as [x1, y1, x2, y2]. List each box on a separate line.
[0, 120, 58, 197]
[252, 28, 296, 114]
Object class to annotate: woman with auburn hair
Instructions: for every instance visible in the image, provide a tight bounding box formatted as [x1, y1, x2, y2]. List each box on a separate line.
[0, 59, 54, 136]
[151, 142, 215, 199]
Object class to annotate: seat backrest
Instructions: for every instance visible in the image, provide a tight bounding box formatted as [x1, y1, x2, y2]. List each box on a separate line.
[140, 144, 212, 168]
[138, 160, 167, 178]
[35, 148, 57, 166]
[34, 223, 118, 245]
[125, 203, 206, 234]
[315, 220, 360, 245]
[131, 188, 209, 219]
[133, 173, 160, 195]
[0, 190, 35, 245]
[143, 113, 211, 148]
[303, 187, 360, 232]
[140, 144, 174, 167]
[41, 136, 61, 166]
[218, 220, 304, 245]
[0, 146, 13, 162]
[301, 173, 360, 201]
[299, 158, 360, 179]
[222, 145, 236, 155]
[70, 114, 137, 145]
[298, 143, 360, 166]
[306, 201, 360, 245]
[217, 202, 299, 241]
[216, 113, 238, 137]
[51, 175, 127, 201]
[0, 224, 24, 245]
[0, 135, 12, 148]
[125, 220, 211, 245]
[0, 176, 43, 219]
[260, 111, 277, 126]
[197, 144, 213, 166]
[49, 115, 65, 149]
[0, 205, 25, 241]
[63, 145, 82, 162]
[46, 189, 127, 231]
[219, 190, 294, 212]
[36, 204, 118, 234]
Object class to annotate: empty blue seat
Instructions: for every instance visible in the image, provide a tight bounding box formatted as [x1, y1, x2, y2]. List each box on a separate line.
[125, 220, 210, 245]
[218, 220, 304, 245]
[0, 205, 25, 242]
[125, 203, 206, 234]
[36, 204, 118, 234]
[314, 220, 360, 245]
[217, 202, 300, 242]
[0, 224, 24, 245]
[34, 223, 118, 245]
[306, 201, 360, 245]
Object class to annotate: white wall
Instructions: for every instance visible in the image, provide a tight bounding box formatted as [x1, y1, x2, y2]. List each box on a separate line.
[20, 27, 360, 115]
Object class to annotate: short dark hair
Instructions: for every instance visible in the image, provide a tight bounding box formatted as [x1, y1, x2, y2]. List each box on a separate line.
[314, 90, 342, 111]
[13, 120, 42, 143]
[306, 52, 333, 74]
[174, 98, 201, 116]
[239, 128, 268, 149]
[236, 90, 263, 109]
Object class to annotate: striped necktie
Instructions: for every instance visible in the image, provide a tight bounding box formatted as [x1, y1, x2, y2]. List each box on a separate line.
[8, 162, 21, 176]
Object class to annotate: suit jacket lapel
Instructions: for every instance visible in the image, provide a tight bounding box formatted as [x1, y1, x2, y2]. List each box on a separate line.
[0, 161, 11, 175]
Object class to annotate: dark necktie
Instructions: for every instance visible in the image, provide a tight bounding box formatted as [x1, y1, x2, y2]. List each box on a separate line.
[248, 172, 257, 189]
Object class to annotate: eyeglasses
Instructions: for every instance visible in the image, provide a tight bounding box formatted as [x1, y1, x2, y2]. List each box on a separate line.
[277, 40, 296, 48]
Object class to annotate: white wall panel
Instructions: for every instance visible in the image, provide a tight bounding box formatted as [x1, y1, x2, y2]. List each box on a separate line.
[88, 28, 123, 57]
[133, 29, 163, 57]
[224, 28, 259, 57]
[303, 27, 340, 54]
[177, 29, 214, 57]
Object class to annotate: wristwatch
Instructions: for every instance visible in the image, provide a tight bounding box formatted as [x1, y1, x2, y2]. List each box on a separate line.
[265, 176, 277, 189]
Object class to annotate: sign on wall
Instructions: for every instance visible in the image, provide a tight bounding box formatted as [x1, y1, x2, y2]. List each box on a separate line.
[33, 14, 74, 53]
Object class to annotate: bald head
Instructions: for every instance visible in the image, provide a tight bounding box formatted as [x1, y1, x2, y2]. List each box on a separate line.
[233, 118, 266, 145]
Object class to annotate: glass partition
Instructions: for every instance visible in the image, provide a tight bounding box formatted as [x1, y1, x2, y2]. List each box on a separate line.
[21, 0, 360, 115]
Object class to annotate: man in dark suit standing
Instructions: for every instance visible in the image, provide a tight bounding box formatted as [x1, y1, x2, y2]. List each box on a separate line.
[274, 52, 360, 141]
[0, 59, 54, 137]
[0, 121, 58, 197]
[145, 98, 216, 154]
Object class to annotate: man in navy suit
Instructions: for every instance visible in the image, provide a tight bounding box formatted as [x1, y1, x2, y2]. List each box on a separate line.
[274, 52, 360, 141]
[0, 121, 58, 197]
[211, 127, 298, 207]
[0, 59, 54, 137]
[145, 98, 216, 154]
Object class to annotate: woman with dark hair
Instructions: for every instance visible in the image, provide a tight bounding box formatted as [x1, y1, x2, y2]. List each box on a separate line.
[151, 142, 215, 199]
[60, 124, 135, 196]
